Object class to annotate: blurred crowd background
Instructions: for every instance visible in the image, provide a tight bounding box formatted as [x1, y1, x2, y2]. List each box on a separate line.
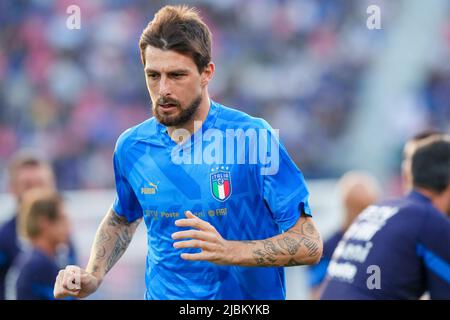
[1, 0, 448, 192]
[0, 0, 449, 299]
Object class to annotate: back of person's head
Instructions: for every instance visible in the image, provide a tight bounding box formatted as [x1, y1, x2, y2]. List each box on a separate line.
[337, 170, 381, 231]
[8, 150, 55, 203]
[412, 136, 450, 195]
[402, 130, 444, 192]
[19, 188, 69, 246]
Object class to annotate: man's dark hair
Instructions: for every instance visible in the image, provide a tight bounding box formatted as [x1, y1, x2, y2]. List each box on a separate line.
[410, 129, 443, 142]
[412, 138, 450, 193]
[139, 5, 212, 72]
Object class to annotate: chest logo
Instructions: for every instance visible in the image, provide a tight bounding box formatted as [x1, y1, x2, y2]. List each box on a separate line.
[210, 167, 232, 202]
[141, 181, 159, 195]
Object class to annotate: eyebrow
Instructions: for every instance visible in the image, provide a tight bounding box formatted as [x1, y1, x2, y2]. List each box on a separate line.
[144, 68, 190, 74]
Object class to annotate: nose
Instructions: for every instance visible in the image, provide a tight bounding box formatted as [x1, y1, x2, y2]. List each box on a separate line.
[158, 75, 171, 97]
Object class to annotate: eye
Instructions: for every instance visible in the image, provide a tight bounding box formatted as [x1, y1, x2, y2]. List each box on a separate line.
[147, 73, 159, 80]
[171, 73, 186, 79]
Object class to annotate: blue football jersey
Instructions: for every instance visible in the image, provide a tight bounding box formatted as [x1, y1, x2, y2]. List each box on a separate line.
[112, 100, 312, 299]
[320, 191, 450, 300]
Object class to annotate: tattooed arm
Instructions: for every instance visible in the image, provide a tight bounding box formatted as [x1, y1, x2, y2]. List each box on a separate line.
[54, 209, 141, 298]
[236, 214, 322, 266]
[86, 208, 141, 279]
[172, 211, 322, 267]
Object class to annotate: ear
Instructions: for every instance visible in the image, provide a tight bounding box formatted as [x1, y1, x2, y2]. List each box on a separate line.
[401, 159, 411, 189]
[200, 62, 215, 87]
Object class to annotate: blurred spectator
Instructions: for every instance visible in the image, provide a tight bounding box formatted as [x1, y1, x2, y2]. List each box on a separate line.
[13, 188, 72, 300]
[320, 136, 450, 300]
[401, 130, 444, 193]
[308, 170, 380, 299]
[0, 150, 76, 300]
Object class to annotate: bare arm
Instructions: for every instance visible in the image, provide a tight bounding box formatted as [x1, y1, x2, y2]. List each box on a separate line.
[172, 211, 323, 267]
[86, 208, 142, 281]
[54, 208, 141, 298]
[231, 214, 322, 266]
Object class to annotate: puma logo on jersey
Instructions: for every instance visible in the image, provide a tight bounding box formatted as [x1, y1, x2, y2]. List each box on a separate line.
[141, 181, 159, 195]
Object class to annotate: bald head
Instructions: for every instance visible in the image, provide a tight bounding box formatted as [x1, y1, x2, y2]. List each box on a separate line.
[338, 171, 381, 231]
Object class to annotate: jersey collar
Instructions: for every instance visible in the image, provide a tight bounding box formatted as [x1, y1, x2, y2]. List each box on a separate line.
[408, 190, 432, 204]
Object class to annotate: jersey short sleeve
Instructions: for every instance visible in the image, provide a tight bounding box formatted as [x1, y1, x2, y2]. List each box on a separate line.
[258, 119, 312, 232]
[112, 136, 142, 223]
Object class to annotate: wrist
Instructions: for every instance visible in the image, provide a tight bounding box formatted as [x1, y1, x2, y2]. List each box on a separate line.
[227, 240, 245, 265]
[86, 266, 104, 285]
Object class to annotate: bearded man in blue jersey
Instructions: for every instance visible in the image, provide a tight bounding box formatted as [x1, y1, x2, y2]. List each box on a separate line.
[54, 5, 322, 300]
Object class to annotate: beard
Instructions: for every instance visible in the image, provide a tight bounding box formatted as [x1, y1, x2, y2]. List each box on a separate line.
[153, 95, 202, 126]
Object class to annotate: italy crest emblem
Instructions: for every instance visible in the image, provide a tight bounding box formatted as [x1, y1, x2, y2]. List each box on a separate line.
[210, 167, 232, 202]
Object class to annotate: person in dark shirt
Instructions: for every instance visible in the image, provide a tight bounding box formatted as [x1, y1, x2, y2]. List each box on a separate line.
[0, 151, 76, 300]
[401, 130, 443, 193]
[308, 171, 380, 299]
[320, 136, 450, 299]
[14, 189, 72, 300]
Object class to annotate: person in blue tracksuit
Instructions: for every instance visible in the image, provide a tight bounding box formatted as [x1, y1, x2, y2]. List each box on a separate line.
[321, 136, 450, 299]
[308, 171, 380, 299]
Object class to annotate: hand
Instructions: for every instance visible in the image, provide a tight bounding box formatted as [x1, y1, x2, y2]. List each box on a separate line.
[172, 211, 236, 265]
[54, 265, 101, 299]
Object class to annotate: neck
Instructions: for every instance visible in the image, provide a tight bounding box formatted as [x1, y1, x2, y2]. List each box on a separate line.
[32, 237, 56, 258]
[166, 91, 211, 139]
[414, 187, 449, 216]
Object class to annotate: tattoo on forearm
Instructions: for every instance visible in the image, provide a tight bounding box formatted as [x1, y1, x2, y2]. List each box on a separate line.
[253, 248, 277, 265]
[107, 211, 133, 227]
[94, 229, 111, 258]
[286, 258, 303, 266]
[263, 240, 284, 255]
[300, 218, 321, 239]
[248, 217, 321, 267]
[299, 237, 320, 257]
[91, 210, 139, 275]
[278, 236, 301, 255]
[105, 228, 133, 274]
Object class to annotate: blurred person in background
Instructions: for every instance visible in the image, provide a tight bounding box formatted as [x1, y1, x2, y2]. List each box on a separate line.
[308, 171, 380, 299]
[399, 129, 444, 300]
[320, 135, 450, 299]
[0, 151, 76, 300]
[13, 189, 72, 300]
[401, 130, 444, 193]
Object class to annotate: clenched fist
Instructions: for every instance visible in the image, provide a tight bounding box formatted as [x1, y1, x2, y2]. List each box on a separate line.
[54, 265, 101, 299]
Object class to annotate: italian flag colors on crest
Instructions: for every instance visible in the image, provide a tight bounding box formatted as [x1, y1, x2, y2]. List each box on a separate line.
[210, 170, 232, 202]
